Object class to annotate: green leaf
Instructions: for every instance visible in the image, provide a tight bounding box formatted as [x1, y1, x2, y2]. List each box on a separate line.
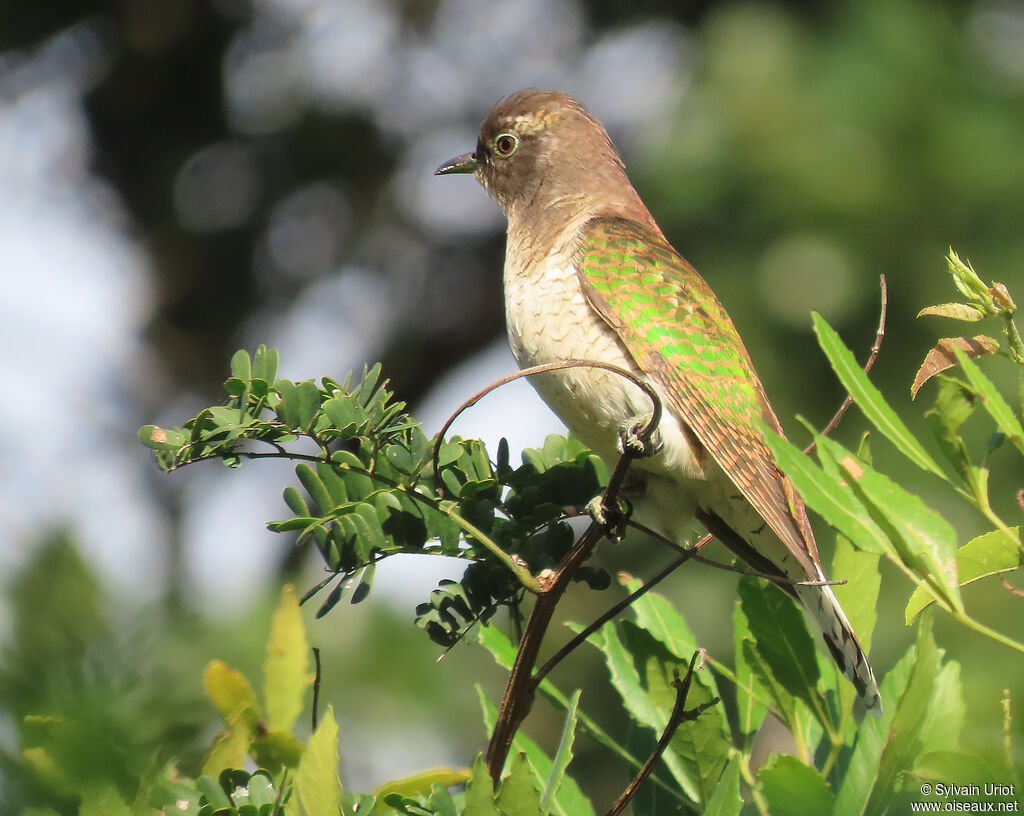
[812, 312, 946, 480]
[954, 347, 1024, 456]
[350, 561, 375, 604]
[906, 528, 1024, 620]
[496, 753, 544, 816]
[620, 576, 719, 698]
[541, 689, 582, 815]
[251, 345, 279, 382]
[263, 584, 312, 734]
[737, 578, 822, 717]
[947, 249, 989, 302]
[138, 424, 187, 452]
[464, 754, 500, 816]
[732, 603, 767, 743]
[703, 756, 742, 816]
[865, 617, 941, 815]
[476, 687, 595, 816]
[286, 705, 341, 816]
[230, 348, 252, 380]
[829, 449, 962, 615]
[914, 751, 1007, 786]
[276, 379, 321, 432]
[831, 536, 881, 724]
[762, 426, 890, 556]
[477, 625, 658, 799]
[296, 463, 333, 514]
[758, 754, 835, 816]
[924, 375, 977, 481]
[599, 620, 728, 806]
[834, 636, 917, 816]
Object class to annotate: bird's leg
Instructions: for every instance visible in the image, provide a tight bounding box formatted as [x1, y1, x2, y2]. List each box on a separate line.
[617, 414, 663, 459]
[585, 494, 631, 541]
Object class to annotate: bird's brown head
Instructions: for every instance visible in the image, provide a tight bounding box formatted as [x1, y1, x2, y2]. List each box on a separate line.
[436, 89, 653, 230]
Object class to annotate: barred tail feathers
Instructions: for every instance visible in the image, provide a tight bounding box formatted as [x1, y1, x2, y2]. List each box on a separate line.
[795, 576, 882, 717]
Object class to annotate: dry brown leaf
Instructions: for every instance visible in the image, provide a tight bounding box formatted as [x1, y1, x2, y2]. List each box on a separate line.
[911, 335, 1000, 398]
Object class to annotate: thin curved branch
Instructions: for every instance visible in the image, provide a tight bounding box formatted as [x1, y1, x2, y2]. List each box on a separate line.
[431, 358, 663, 496]
[805, 274, 888, 456]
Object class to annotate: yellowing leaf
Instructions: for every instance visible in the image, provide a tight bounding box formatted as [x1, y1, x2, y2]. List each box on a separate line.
[264, 584, 312, 734]
[373, 766, 473, 802]
[204, 660, 260, 726]
[916, 303, 985, 322]
[911, 336, 999, 398]
[286, 705, 341, 816]
[202, 703, 257, 776]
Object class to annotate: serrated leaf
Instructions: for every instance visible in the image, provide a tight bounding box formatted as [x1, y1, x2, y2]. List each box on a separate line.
[732, 603, 767, 742]
[831, 536, 881, 723]
[477, 625, 658, 801]
[476, 688, 595, 816]
[834, 642, 916, 816]
[541, 689, 581, 814]
[496, 753, 544, 816]
[832, 452, 962, 615]
[813, 312, 946, 479]
[286, 705, 341, 816]
[906, 528, 1024, 620]
[263, 585, 312, 734]
[954, 347, 1024, 456]
[758, 754, 835, 816]
[911, 336, 999, 398]
[464, 754, 500, 816]
[762, 426, 890, 556]
[620, 574, 722, 703]
[737, 578, 821, 716]
[864, 617, 941, 814]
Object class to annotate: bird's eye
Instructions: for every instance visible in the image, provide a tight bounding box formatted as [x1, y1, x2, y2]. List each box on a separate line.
[493, 133, 519, 158]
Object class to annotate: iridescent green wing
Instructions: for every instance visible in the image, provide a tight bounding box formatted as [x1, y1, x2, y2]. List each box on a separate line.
[577, 216, 816, 567]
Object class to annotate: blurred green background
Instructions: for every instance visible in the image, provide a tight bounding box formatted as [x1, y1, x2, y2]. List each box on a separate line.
[1, 0, 1021, 809]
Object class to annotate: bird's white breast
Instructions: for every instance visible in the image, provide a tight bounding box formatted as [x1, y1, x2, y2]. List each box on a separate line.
[502, 225, 705, 485]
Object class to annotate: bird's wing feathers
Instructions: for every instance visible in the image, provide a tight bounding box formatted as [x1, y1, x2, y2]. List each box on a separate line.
[577, 216, 819, 573]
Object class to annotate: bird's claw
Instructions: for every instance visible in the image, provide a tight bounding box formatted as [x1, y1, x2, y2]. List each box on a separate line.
[618, 418, 662, 459]
[586, 495, 631, 542]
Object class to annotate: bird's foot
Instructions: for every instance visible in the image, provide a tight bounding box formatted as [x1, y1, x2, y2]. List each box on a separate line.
[586, 495, 631, 542]
[618, 417, 662, 459]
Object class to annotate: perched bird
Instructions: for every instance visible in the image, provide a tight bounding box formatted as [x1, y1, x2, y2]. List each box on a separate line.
[436, 89, 880, 713]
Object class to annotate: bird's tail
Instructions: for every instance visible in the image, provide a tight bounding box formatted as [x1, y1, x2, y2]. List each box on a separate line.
[795, 573, 882, 717]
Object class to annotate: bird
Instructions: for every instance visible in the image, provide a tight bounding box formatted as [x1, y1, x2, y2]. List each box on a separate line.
[435, 89, 881, 714]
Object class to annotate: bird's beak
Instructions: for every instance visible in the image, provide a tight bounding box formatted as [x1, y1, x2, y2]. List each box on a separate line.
[434, 151, 478, 176]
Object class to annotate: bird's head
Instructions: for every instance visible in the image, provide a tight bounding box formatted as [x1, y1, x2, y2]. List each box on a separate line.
[436, 89, 650, 227]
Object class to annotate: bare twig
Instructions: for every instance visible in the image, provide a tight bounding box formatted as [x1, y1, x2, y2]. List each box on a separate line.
[533, 543, 705, 684]
[805, 274, 888, 457]
[485, 372, 663, 785]
[311, 647, 322, 732]
[606, 651, 720, 816]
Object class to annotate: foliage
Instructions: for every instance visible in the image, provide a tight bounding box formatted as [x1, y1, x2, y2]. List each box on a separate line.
[8, 251, 1021, 813]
